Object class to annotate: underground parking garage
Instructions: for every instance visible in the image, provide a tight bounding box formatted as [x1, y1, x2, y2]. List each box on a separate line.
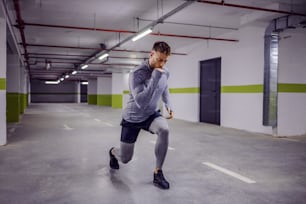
[1, 0, 306, 203]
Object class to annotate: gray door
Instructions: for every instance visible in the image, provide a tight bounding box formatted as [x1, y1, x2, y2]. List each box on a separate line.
[200, 57, 221, 125]
[81, 84, 88, 103]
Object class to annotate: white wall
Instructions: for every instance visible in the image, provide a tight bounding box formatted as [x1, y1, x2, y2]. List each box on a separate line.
[7, 54, 20, 93]
[112, 73, 124, 95]
[278, 29, 306, 136]
[167, 24, 272, 134]
[122, 73, 129, 109]
[75, 81, 80, 103]
[20, 69, 27, 94]
[0, 17, 6, 146]
[97, 77, 111, 94]
[221, 26, 271, 134]
[88, 79, 97, 95]
[170, 94, 199, 122]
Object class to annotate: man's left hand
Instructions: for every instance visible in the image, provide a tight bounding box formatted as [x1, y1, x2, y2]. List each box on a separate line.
[166, 108, 174, 119]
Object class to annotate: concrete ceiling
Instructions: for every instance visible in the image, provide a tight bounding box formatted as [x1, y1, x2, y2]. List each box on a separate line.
[4, 0, 306, 81]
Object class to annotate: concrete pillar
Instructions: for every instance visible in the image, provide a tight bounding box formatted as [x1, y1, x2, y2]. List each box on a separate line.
[27, 74, 31, 105]
[88, 79, 97, 105]
[75, 81, 81, 103]
[111, 73, 124, 109]
[7, 54, 21, 122]
[19, 67, 27, 113]
[122, 72, 129, 109]
[97, 77, 111, 106]
[0, 17, 7, 145]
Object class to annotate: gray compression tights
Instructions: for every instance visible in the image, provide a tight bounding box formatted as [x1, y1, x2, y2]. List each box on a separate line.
[113, 116, 169, 169]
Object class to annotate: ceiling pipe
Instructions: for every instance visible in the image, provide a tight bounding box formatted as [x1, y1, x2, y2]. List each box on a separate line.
[1, 0, 25, 67]
[26, 53, 147, 60]
[30, 60, 138, 67]
[23, 43, 187, 55]
[23, 23, 135, 34]
[137, 17, 238, 31]
[12, 0, 30, 69]
[23, 22, 237, 42]
[28, 56, 83, 61]
[27, 53, 90, 57]
[81, 0, 197, 67]
[150, 32, 237, 42]
[196, 0, 306, 17]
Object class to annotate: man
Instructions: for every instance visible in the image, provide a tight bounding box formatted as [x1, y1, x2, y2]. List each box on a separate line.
[109, 41, 173, 189]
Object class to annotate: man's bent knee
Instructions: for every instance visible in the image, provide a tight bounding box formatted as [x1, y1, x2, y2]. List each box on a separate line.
[121, 156, 132, 164]
[158, 127, 169, 137]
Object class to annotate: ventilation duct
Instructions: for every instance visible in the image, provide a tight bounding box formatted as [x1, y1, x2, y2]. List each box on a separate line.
[263, 15, 306, 136]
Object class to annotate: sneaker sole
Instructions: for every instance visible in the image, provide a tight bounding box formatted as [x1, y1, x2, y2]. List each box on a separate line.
[153, 181, 170, 189]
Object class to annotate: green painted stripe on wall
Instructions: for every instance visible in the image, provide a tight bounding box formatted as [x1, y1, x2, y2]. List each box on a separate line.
[122, 83, 305, 95]
[221, 85, 263, 93]
[88, 94, 97, 105]
[278, 83, 306, 93]
[0, 78, 6, 90]
[26, 94, 29, 107]
[112, 94, 123, 109]
[20, 93, 24, 114]
[221, 84, 306, 93]
[169, 87, 200, 94]
[31, 92, 79, 95]
[7, 93, 20, 123]
[19, 93, 28, 114]
[97, 94, 112, 106]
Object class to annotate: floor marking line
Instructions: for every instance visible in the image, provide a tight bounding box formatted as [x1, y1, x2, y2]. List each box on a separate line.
[279, 138, 299, 142]
[63, 124, 73, 130]
[202, 162, 256, 184]
[94, 118, 101, 122]
[102, 122, 114, 127]
[150, 140, 175, 151]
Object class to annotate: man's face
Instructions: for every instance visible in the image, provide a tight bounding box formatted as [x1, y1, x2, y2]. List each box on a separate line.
[149, 50, 169, 69]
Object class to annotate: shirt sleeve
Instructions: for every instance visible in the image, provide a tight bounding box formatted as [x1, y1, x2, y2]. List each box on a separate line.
[129, 69, 163, 109]
[161, 71, 172, 111]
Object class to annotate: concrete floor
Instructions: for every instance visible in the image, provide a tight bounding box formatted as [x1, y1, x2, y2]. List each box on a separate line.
[1, 103, 306, 204]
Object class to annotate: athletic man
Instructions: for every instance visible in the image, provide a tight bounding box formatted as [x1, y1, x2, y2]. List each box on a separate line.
[109, 41, 173, 189]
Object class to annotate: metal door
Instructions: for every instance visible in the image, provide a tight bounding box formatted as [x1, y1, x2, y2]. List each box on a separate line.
[200, 57, 221, 125]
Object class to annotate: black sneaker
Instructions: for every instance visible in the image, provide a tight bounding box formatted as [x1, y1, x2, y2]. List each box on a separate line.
[153, 170, 170, 189]
[109, 147, 119, 169]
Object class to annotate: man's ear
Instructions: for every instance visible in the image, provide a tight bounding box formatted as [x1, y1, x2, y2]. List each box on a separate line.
[149, 50, 155, 58]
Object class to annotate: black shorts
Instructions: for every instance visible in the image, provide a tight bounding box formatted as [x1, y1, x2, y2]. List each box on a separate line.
[120, 111, 162, 143]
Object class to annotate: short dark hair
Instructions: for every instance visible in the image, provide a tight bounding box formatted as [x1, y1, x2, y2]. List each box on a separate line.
[152, 41, 171, 56]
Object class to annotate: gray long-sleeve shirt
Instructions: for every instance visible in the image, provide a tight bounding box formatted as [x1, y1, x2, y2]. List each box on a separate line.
[122, 60, 172, 123]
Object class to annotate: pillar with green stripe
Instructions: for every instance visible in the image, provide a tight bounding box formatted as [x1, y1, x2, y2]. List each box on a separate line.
[97, 77, 112, 107]
[1, 17, 7, 145]
[7, 54, 21, 122]
[88, 79, 97, 105]
[111, 73, 125, 109]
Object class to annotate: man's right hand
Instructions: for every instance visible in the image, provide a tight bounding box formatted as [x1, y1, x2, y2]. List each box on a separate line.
[155, 68, 165, 73]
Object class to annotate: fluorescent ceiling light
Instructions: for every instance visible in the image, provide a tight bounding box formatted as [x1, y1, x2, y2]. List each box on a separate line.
[81, 64, 88, 69]
[81, 81, 88, 85]
[65, 74, 69, 79]
[132, 28, 153, 42]
[45, 80, 59, 84]
[72, 70, 77, 75]
[98, 53, 109, 60]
